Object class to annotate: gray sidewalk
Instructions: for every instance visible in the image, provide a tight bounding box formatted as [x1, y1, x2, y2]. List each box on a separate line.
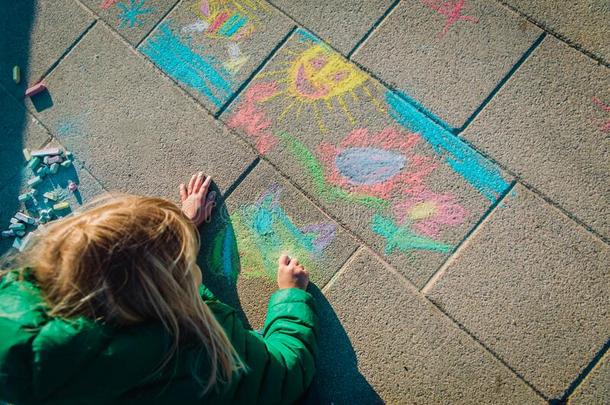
[1, 0, 608, 403]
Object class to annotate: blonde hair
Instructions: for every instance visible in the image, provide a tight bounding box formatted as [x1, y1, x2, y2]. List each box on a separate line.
[5, 194, 243, 393]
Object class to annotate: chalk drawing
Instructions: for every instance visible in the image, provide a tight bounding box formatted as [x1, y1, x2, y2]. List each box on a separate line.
[208, 185, 337, 281]
[592, 97, 610, 133]
[421, 0, 479, 38]
[386, 90, 510, 201]
[192, 0, 269, 41]
[393, 190, 466, 238]
[181, 20, 210, 34]
[318, 127, 436, 200]
[100, 0, 119, 10]
[256, 30, 386, 132]
[141, 22, 233, 108]
[228, 82, 279, 153]
[224, 43, 250, 74]
[372, 214, 453, 254]
[117, 0, 155, 29]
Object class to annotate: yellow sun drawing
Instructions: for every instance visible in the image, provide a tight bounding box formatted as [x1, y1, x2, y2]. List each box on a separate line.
[191, 0, 269, 41]
[257, 32, 386, 132]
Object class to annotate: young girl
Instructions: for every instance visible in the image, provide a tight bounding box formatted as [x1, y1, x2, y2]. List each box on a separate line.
[0, 172, 317, 404]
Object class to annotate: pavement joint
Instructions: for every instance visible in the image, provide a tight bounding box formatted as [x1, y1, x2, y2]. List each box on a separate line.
[221, 156, 261, 199]
[495, 0, 610, 68]
[215, 25, 298, 118]
[320, 245, 364, 294]
[456, 31, 547, 134]
[420, 180, 517, 294]
[133, 0, 183, 48]
[563, 338, 610, 404]
[346, 0, 402, 59]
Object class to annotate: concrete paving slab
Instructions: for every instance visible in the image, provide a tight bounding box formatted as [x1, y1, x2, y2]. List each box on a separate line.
[312, 248, 543, 403]
[461, 36, 610, 240]
[0, 88, 51, 189]
[425, 184, 610, 400]
[268, 0, 394, 55]
[198, 161, 358, 329]
[79, 0, 180, 46]
[25, 23, 256, 200]
[223, 29, 512, 288]
[352, 0, 542, 130]
[139, 0, 295, 113]
[0, 0, 94, 99]
[0, 139, 105, 255]
[569, 354, 610, 404]
[500, 0, 610, 63]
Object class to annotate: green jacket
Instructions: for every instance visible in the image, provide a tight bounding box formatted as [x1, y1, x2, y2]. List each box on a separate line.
[0, 270, 318, 404]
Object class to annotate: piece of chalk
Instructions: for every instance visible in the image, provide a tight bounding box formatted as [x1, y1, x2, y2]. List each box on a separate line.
[27, 156, 41, 170]
[43, 192, 57, 201]
[13, 66, 21, 84]
[12, 237, 22, 250]
[9, 223, 25, 231]
[53, 202, 70, 211]
[10, 218, 20, 225]
[1, 230, 15, 238]
[61, 159, 73, 168]
[49, 163, 59, 174]
[15, 212, 36, 225]
[36, 166, 48, 177]
[68, 180, 78, 192]
[64, 151, 73, 159]
[47, 155, 64, 165]
[31, 148, 61, 157]
[15, 230, 26, 237]
[23, 148, 32, 161]
[25, 82, 46, 98]
[27, 176, 43, 187]
[19, 232, 34, 252]
[18, 193, 32, 202]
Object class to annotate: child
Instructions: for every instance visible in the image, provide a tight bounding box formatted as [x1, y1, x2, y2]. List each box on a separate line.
[0, 172, 317, 404]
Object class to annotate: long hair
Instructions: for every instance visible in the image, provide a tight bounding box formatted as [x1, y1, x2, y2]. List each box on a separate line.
[3, 194, 243, 393]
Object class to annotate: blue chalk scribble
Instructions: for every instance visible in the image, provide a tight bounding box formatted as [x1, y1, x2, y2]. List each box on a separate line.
[117, 0, 155, 29]
[140, 22, 233, 108]
[386, 90, 509, 201]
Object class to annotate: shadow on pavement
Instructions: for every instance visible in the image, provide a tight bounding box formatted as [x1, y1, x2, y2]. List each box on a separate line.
[0, 2, 36, 257]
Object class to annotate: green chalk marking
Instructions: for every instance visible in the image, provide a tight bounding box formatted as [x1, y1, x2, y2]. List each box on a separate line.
[9, 223, 25, 231]
[49, 163, 59, 174]
[371, 214, 453, 254]
[27, 157, 41, 170]
[277, 132, 390, 210]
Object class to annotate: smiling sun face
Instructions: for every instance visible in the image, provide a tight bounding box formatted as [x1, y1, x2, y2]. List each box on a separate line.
[257, 32, 385, 132]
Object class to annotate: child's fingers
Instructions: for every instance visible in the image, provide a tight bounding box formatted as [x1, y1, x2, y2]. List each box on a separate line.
[199, 175, 212, 196]
[179, 183, 187, 201]
[193, 172, 204, 194]
[278, 254, 290, 266]
[187, 174, 197, 194]
[289, 257, 299, 267]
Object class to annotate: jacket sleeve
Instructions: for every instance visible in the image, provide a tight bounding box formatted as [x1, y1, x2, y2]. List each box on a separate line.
[200, 286, 318, 405]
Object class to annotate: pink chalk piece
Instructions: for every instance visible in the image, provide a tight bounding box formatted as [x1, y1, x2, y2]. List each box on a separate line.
[46, 155, 64, 165]
[228, 82, 280, 154]
[25, 83, 46, 98]
[200, 0, 210, 17]
[68, 181, 78, 192]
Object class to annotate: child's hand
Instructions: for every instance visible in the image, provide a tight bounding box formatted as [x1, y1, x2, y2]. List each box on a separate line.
[180, 172, 216, 227]
[277, 255, 309, 290]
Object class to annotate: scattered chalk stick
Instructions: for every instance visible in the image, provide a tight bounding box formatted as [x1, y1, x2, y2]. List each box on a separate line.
[27, 156, 41, 170]
[36, 166, 47, 177]
[49, 163, 59, 174]
[13, 66, 21, 84]
[27, 176, 43, 187]
[12, 237, 22, 250]
[25, 82, 46, 98]
[43, 192, 58, 201]
[18, 193, 32, 202]
[19, 232, 34, 252]
[61, 159, 73, 168]
[15, 212, 36, 225]
[10, 218, 20, 225]
[9, 223, 25, 231]
[31, 148, 61, 157]
[68, 181, 78, 192]
[23, 148, 32, 162]
[15, 230, 26, 237]
[1, 230, 15, 238]
[53, 201, 70, 211]
[47, 155, 63, 165]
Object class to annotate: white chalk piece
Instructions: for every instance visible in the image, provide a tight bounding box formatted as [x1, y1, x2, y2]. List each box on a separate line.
[31, 148, 62, 157]
[15, 212, 36, 225]
[13, 66, 21, 84]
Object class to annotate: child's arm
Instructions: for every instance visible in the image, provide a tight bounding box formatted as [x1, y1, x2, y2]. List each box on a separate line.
[201, 256, 318, 404]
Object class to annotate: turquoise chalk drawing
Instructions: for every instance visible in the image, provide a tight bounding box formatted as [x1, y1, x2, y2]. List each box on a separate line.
[117, 0, 155, 29]
[141, 22, 233, 108]
[386, 90, 509, 201]
[335, 147, 407, 186]
[371, 214, 453, 254]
